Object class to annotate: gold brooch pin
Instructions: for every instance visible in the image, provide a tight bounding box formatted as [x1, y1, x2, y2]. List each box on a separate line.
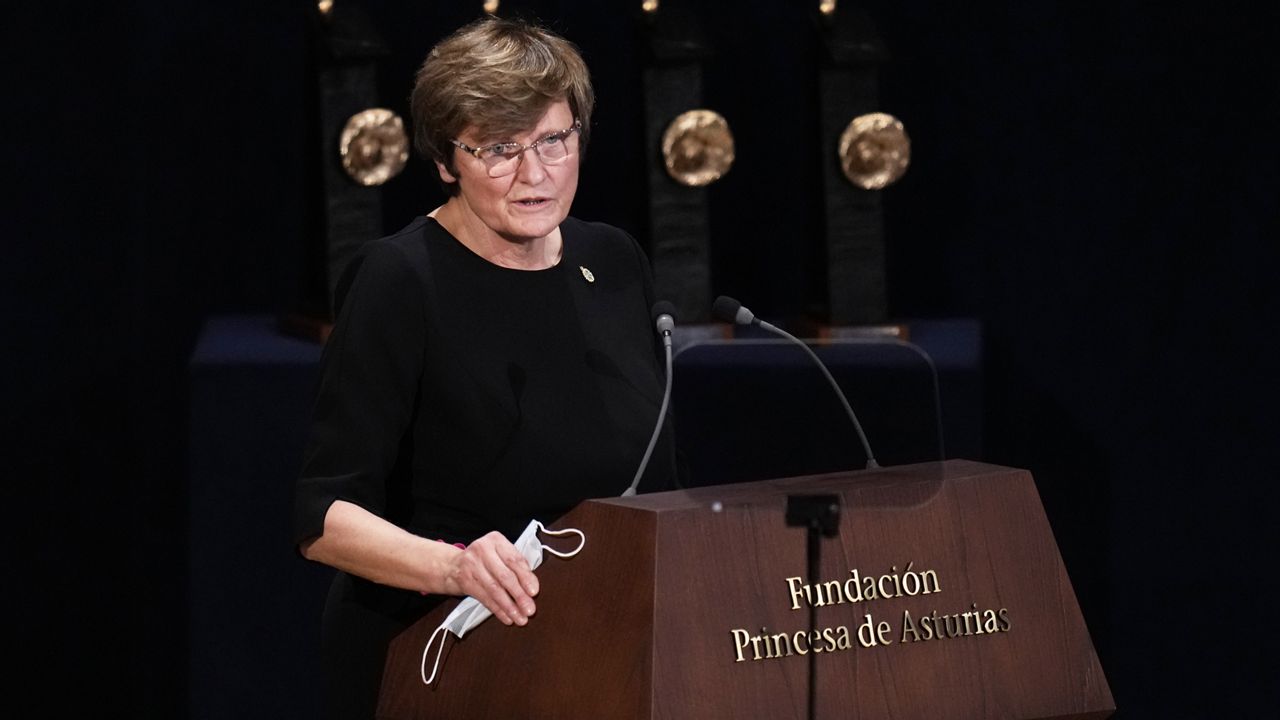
[580, 266, 595, 283]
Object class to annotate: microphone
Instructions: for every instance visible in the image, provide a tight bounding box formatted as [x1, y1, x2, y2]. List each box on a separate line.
[622, 301, 678, 497]
[653, 301, 675, 348]
[711, 295, 880, 470]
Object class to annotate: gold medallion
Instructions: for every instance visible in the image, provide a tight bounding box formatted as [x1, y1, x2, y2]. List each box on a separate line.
[339, 108, 410, 187]
[661, 109, 735, 187]
[838, 112, 911, 190]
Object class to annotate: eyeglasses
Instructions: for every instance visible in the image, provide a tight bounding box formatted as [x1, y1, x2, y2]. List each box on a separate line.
[451, 120, 582, 178]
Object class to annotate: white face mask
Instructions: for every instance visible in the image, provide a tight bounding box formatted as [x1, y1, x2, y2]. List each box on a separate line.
[419, 519, 586, 685]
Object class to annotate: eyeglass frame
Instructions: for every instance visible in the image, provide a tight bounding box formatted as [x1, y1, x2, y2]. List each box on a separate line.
[449, 119, 583, 177]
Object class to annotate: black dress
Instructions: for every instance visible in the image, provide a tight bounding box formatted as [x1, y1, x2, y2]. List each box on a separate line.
[294, 215, 676, 719]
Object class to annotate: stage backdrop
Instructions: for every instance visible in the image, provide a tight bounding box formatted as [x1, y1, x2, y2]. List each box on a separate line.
[7, 2, 1277, 718]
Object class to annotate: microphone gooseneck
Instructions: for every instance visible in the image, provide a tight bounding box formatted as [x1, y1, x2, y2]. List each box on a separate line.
[622, 301, 678, 497]
[711, 295, 880, 470]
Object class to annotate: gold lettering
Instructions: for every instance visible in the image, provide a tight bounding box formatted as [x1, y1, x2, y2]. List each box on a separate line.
[857, 614, 889, 647]
[844, 569, 864, 602]
[821, 626, 839, 652]
[942, 612, 962, 638]
[818, 579, 844, 607]
[793, 630, 810, 655]
[920, 569, 940, 594]
[998, 608, 1011, 631]
[982, 609, 999, 633]
[900, 610, 920, 643]
[877, 574, 895, 599]
[731, 629, 751, 662]
[785, 576, 809, 610]
[770, 631, 794, 658]
[862, 575, 879, 600]
[920, 611, 935, 640]
[901, 562, 922, 596]
[835, 625, 852, 650]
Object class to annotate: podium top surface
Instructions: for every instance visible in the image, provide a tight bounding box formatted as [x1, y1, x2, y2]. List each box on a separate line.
[595, 458, 1010, 513]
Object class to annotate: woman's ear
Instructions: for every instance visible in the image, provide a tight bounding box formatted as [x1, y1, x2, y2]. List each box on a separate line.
[435, 160, 458, 184]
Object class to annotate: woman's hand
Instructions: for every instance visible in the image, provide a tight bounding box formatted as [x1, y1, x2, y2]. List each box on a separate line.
[445, 531, 540, 625]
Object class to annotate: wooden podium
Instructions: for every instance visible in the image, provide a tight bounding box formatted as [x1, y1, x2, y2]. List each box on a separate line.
[378, 460, 1114, 719]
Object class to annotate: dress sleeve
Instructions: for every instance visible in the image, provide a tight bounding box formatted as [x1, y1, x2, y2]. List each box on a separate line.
[292, 240, 427, 546]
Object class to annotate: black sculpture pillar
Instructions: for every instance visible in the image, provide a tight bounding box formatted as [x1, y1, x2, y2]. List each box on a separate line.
[641, 7, 714, 324]
[815, 7, 889, 326]
[289, 2, 390, 340]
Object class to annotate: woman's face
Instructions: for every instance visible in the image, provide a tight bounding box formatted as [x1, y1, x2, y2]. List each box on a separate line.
[438, 100, 580, 245]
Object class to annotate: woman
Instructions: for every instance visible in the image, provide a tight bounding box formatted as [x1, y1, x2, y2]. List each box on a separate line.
[293, 15, 676, 719]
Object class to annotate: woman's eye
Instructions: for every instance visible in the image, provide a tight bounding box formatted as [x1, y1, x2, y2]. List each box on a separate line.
[488, 143, 519, 156]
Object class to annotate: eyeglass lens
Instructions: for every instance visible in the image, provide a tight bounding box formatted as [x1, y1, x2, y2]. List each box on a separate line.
[483, 127, 578, 177]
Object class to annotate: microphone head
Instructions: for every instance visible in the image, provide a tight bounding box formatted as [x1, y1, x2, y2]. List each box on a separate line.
[651, 300, 677, 323]
[651, 300, 676, 335]
[711, 296, 741, 322]
[712, 295, 755, 325]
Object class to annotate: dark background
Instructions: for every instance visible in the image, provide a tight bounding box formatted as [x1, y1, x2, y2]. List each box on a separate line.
[6, 0, 1277, 717]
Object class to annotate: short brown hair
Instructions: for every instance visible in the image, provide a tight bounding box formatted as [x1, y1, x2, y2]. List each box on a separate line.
[410, 15, 595, 193]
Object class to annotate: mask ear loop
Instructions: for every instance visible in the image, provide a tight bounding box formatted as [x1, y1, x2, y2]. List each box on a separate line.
[421, 524, 583, 686]
[420, 623, 449, 685]
[534, 522, 586, 558]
